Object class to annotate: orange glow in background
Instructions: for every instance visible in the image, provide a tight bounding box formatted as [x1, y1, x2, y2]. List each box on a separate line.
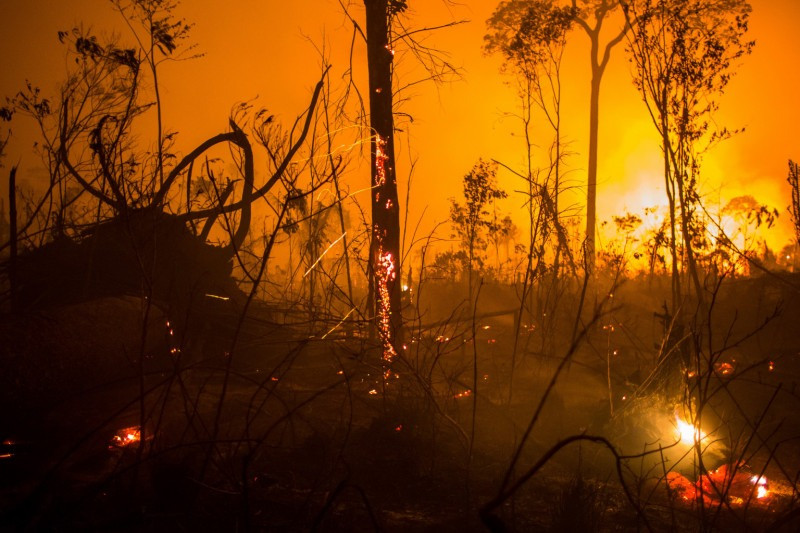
[0, 1, 798, 255]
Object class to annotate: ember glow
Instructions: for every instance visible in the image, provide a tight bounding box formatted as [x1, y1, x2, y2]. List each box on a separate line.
[376, 248, 398, 372]
[715, 362, 735, 375]
[0, 439, 13, 460]
[667, 465, 773, 506]
[110, 427, 141, 448]
[374, 134, 388, 202]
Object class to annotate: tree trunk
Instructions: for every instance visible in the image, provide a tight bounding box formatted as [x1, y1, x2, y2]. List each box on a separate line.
[8, 165, 17, 314]
[585, 72, 601, 273]
[365, 0, 402, 368]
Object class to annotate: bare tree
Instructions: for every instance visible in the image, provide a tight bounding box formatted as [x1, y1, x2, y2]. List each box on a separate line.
[485, 0, 577, 401]
[571, 0, 630, 271]
[622, 0, 753, 313]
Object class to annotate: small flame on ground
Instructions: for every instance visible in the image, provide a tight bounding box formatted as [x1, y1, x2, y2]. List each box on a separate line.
[368, 389, 378, 395]
[110, 427, 141, 448]
[454, 390, 472, 399]
[768, 361, 775, 372]
[715, 362, 735, 375]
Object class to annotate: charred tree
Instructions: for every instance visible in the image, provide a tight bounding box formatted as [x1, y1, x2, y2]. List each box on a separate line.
[365, 0, 404, 367]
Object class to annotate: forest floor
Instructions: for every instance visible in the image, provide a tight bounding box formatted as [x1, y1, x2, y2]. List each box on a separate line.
[1, 273, 800, 531]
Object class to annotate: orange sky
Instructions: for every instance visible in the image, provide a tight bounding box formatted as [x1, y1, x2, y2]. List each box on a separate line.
[1, 0, 798, 254]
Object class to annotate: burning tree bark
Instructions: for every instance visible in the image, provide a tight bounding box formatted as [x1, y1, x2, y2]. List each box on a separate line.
[365, 0, 404, 368]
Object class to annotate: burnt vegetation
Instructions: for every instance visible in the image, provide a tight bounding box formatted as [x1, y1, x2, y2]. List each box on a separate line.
[1, 0, 799, 531]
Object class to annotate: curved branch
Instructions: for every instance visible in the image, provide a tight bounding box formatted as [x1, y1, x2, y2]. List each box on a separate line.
[480, 434, 659, 532]
[159, 69, 327, 254]
[176, 69, 328, 221]
[59, 99, 123, 210]
[152, 130, 245, 207]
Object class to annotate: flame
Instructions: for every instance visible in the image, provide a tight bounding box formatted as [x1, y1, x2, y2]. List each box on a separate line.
[751, 475, 769, 499]
[675, 415, 706, 445]
[110, 426, 141, 448]
[668, 465, 773, 506]
[454, 389, 472, 399]
[715, 362, 735, 375]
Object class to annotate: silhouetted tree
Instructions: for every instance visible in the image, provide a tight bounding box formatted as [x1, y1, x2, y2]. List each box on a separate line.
[485, 0, 577, 281]
[571, 0, 630, 271]
[449, 159, 508, 290]
[622, 0, 753, 312]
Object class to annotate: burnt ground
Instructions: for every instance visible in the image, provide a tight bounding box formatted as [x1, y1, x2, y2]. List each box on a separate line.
[1, 273, 800, 531]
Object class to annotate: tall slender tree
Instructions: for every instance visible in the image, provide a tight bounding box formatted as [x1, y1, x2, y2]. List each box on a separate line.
[622, 0, 753, 311]
[571, 0, 629, 271]
[364, 0, 405, 369]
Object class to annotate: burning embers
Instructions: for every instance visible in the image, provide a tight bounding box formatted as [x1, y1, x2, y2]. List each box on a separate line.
[376, 248, 398, 374]
[665, 413, 773, 507]
[373, 132, 399, 378]
[0, 439, 15, 459]
[666, 464, 771, 506]
[109, 426, 141, 448]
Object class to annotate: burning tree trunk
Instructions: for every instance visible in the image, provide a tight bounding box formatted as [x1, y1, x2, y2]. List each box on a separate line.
[365, 0, 403, 368]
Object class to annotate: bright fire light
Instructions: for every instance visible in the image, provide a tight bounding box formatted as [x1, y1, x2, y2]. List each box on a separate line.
[751, 475, 769, 499]
[675, 415, 706, 445]
[110, 426, 141, 448]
